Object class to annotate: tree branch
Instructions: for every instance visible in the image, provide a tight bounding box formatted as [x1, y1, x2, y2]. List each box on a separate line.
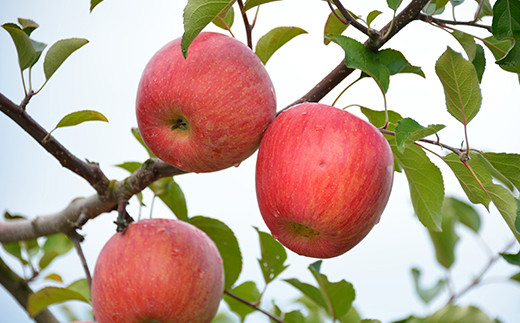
[0, 93, 110, 196]
[289, 0, 430, 107]
[0, 158, 185, 243]
[330, 0, 371, 36]
[0, 256, 59, 323]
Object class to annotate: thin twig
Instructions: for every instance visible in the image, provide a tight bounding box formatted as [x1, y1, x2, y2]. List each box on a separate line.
[418, 13, 492, 32]
[330, 0, 370, 36]
[447, 239, 517, 305]
[68, 231, 92, 289]
[224, 289, 284, 323]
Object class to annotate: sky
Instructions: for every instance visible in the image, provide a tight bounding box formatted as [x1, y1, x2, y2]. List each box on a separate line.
[1, 0, 519, 322]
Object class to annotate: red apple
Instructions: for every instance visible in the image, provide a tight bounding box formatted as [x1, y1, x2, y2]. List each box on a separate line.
[91, 218, 224, 323]
[136, 32, 276, 173]
[255, 103, 394, 258]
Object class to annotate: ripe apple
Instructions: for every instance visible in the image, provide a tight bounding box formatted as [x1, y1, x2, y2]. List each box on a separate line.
[91, 218, 224, 323]
[255, 103, 394, 258]
[136, 32, 276, 173]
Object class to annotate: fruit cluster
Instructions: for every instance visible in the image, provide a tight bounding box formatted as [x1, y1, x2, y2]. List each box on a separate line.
[92, 32, 394, 322]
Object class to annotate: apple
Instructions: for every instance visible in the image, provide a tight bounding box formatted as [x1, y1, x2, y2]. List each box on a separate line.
[255, 103, 394, 258]
[91, 218, 224, 323]
[136, 32, 276, 173]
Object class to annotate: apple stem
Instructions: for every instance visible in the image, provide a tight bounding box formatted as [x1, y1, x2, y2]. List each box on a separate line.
[114, 199, 134, 232]
[68, 231, 92, 291]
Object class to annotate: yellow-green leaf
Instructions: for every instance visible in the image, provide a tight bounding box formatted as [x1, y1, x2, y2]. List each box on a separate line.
[44, 38, 88, 80]
[255, 26, 307, 64]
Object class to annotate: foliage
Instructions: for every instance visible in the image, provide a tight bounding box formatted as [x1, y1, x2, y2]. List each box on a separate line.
[1, 0, 520, 322]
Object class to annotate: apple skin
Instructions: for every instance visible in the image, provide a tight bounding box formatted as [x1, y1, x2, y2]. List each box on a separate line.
[91, 218, 224, 323]
[136, 32, 276, 173]
[255, 103, 394, 258]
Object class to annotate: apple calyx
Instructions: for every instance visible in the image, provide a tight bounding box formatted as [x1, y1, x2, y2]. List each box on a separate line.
[170, 117, 188, 131]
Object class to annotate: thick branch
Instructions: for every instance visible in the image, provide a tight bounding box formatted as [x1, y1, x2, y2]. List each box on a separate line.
[0, 158, 184, 243]
[0, 257, 59, 323]
[290, 0, 430, 107]
[0, 93, 110, 196]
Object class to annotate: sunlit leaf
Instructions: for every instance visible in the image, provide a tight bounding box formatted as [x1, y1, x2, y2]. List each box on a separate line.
[387, 0, 403, 11]
[189, 216, 242, 289]
[394, 118, 445, 152]
[255, 26, 307, 64]
[255, 227, 288, 284]
[212, 5, 234, 30]
[366, 10, 382, 27]
[243, 0, 281, 12]
[131, 127, 156, 158]
[435, 47, 482, 125]
[90, 0, 104, 12]
[44, 38, 88, 80]
[182, 0, 236, 57]
[428, 305, 495, 323]
[115, 161, 142, 174]
[2, 242, 25, 264]
[57, 110, 108, 129]
[2, 23, 36, 70]
[39, 233, 73, 270]
[27, 280, 90, 317]
[151, 177, 188, 221]
[284, 278, 328, 311]
[223, 281, 260, 321]
[451, 30, 477, 60]
[393, 143, 444, 231]
[18, 18, 39, 36]
[284, 310, 306, 323]
[44, 273, 63, 282]
[324, 9, 349, 45]
[309, 261, 355, 319]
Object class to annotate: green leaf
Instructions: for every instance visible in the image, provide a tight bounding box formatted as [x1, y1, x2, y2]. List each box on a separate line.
[339, 306, 362, 323]
[243, 0, 281, 12]
[492, 0, 520, 40]
[284, 278, 328, 311]
[39, 233, 73, 270]
[284, 310, 306, 323]
[445, 197, 481, 233]
[17, 18, 39, 36]
[324, 10, 349, 45]
[2, 22, 36, 70]
[255, 26, 307, 64]
[428, 199, 460, 268]
[387, 0, 404, 11]
[27, 280, 90, 317]
[181, 0, 236, 58]
[483, 36, 520, 74]
[377, 49, 425, 77]
[435, 47, 482, 125]
[393, 143, 445, 231]
[223, 281, 260, 321]
[360, 107, 403, 130]
[131, 127, 157, 158]
[30, 40, 47, 68]
[443, 153, 492, 207]
[500, 250, 520, 265]
[477, 152, 518, 191]
[476, 0, 494, 18]
[366, 10, 382, 27]
[485, 184, 520, 242]
[510, 271, 520, 282]
[115, 161, 143, 174]
[90, 0, 104, 12]
[451, 30, 477, 60]
[44, 38, 88, 80]
[327, 34, 390, 92]
[44, 273, 63, 282]
[472, 44, 486, 83]
[496, 37, 520, 73]
[189, 216, 242, 289]
[212, 5, 234, 30]
[151, 177, 188, 221]
[427, 305, 495, 323]
[254, 227, 288, 284]
[4, 211, 26, 220]
[394, 118, 445, 152]
[309, 261, 356, 319]
[2, 242, 25, 264]
[55, 110, 108, 129]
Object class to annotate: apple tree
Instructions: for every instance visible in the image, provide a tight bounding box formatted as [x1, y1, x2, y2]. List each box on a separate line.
[1, 0, 520, 322]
